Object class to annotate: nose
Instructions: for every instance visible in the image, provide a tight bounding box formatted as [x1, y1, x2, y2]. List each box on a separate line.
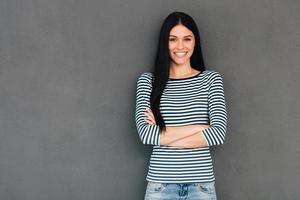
[176, 39, 184, 49]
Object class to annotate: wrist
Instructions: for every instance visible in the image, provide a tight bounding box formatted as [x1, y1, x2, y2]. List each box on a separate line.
[200, 124, 210, 130]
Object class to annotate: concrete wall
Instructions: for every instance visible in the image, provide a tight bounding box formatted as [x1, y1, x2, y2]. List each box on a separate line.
[0, 0, 299, 199]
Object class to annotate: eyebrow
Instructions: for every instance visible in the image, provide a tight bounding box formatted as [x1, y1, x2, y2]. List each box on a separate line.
[169, 35, 193, 38]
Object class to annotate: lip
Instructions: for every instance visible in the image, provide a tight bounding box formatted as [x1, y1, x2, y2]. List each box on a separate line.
[174, 52, 188, 57]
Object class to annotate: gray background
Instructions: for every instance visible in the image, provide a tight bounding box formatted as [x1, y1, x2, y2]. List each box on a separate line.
[0, 0, 299, 199]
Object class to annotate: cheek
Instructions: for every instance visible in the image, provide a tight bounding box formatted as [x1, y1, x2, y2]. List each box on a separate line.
[168, 43, 176, 50]
[188, 41, 195, 49]
[188, 43, 195, 54]
[168, 45, 175, 56]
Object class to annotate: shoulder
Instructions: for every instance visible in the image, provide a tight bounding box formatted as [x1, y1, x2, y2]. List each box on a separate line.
[137, 72, 153, 82]
[204, 69, 223, 82]
[136, 72, 154, 87]
[138, 72, 153, 80]
[205, 69, 223, 78]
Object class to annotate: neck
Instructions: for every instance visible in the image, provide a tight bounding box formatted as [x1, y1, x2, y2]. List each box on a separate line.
[169, 64, 194, 77]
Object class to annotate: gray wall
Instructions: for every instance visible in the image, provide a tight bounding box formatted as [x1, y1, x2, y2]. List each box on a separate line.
[0, 0, 299, 199]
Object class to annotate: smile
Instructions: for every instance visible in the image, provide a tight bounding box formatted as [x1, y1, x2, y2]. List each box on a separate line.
[174, 52, 187, 57]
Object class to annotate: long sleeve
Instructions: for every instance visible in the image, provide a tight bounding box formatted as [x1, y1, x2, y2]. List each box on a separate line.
[135, 73, 161, 146]
[202, 72, 228, 146]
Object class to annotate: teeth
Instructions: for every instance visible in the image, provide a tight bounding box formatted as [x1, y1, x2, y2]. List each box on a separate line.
[174, 52, 187, 57]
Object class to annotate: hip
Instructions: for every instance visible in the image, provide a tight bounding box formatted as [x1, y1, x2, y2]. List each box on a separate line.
[144, 181, 217, 200]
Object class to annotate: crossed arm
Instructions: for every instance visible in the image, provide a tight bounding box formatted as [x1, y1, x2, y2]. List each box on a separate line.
[135, 72, 227, 148]
[144, 108, 209, 148]
[160, 124, 210, 148]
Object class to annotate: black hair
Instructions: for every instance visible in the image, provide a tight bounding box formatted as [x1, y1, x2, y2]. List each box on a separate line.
[150, 11, 206, 133]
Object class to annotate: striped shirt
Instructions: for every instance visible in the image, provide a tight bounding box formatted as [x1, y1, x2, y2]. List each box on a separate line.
[135, 70, 227, 183]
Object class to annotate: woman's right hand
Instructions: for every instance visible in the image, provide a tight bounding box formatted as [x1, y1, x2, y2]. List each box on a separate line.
[144, 108, 156, 125]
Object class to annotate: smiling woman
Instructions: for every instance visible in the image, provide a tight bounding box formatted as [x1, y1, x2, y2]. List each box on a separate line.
[135, 11, 227, 200]
[168, 25, 196, 77]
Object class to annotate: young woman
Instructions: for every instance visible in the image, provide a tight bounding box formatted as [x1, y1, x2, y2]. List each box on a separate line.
[135, 11, 227, 200]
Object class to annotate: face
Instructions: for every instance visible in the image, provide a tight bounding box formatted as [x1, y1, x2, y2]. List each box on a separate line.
[168, 24, 195, 66]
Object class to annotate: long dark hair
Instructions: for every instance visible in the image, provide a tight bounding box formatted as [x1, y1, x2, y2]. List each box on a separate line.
[150, 11, 206, 133]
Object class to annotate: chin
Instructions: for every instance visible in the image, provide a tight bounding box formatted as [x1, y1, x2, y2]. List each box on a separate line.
[171, 59, 190, 65]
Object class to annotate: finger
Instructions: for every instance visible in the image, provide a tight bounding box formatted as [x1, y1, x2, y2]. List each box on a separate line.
[144, 109, 157, 124]
[144, 111, 150, 117]
[145, 109, 156, 123]
[145, 118, 154, 125]
[147, 109, 155, 119]
[146, 115, 155, 124]
[144, 113, 156, 124]
[144, 112, 153, 122]
[149, 115, 156, 124]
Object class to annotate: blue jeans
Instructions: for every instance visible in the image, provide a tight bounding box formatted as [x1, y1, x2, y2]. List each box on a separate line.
[144, 181, 217, 200]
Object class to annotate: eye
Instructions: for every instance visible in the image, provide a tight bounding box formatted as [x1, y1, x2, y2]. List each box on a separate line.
[169, 38, 176, 42]
[185, 38, 192, 41]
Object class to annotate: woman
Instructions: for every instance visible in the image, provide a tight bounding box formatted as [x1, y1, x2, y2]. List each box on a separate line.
[135, 11, 227, 200]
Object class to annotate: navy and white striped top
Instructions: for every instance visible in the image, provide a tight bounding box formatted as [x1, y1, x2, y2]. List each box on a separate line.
[135, 70, 227, 183]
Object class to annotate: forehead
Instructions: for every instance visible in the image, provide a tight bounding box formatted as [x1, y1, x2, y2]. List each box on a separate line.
[169, 24, 194, 37]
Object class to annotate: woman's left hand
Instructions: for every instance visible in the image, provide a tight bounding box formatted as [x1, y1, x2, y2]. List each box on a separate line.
[144, 108, 156, 125]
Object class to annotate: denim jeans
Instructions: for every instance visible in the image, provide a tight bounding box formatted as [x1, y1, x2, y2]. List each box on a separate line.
[144, 181, 217, 200]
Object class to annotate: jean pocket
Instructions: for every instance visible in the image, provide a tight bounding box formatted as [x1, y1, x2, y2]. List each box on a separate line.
[193, 181, 216, 195]
[146, 181, 168, 193]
